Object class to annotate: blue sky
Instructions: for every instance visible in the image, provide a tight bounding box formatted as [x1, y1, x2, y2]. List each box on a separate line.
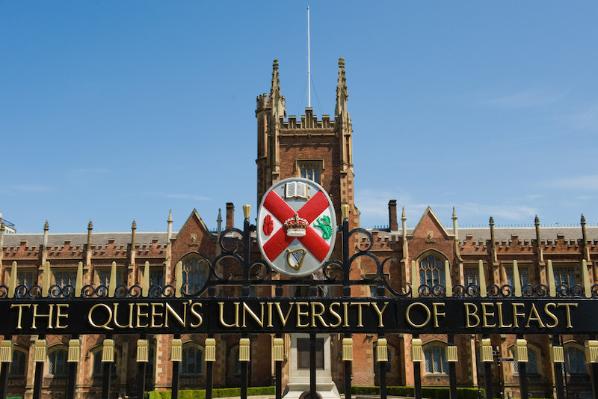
[1, 1, 598, 233]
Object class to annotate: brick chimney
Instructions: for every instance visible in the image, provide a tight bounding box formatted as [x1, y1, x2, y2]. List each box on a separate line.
[388, 200, 398, 231]
[226, 202, 235, 229]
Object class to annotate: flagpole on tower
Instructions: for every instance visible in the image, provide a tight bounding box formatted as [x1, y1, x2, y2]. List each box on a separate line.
[307, 2, 312, 108]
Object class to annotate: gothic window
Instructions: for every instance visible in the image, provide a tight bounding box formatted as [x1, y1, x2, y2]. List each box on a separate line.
[297, 338, 325, 369]
[511, 346, 540, 375]
[96, 267, 126, 288]
[182, 344, 203, 376]
[506, 265, 529, 287]
[555, 266, 576, 288]
[48, 348, 68, 377]
[53, 269, 76, 288]
[17, 269, 36, 289]
[423, 343, 448, 374]
[181, 253, 210, 295]
[150, 266, 165, 287]
[9, 349, 26, 377]
[419, 254, 445, 287]
[565, 346, 587, 375]
[464, 267, 479, 286]
[297, 160, 323, 184]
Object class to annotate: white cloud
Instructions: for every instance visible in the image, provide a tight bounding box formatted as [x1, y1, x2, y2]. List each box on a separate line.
[356, 188, 537, 227]
[564, 103, 598, 130]
[6, 184, 52, 193]
[483, 89, 563, 108]
[546, 175, 598, 191]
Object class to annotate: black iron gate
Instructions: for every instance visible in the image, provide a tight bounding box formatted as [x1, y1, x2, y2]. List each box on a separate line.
[2, 207, 598, 399]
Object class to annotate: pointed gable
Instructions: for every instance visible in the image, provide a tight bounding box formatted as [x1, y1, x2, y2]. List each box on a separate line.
[411, 207, 451, 241]
[171, 209, 216, 260]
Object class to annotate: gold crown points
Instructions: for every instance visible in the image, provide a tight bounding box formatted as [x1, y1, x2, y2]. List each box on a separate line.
[283, 214, 308, 237]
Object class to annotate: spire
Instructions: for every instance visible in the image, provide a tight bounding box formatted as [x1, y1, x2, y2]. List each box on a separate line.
[270, 59, 285, 120]
[581, 214, 590, 261]
[167, 210, 173, 240]
[216, 208, 223, 234]
[488, 216, 497, 265]
[534, 215, 544, 264]
[451, 207, 458, 238]
[335, 57, 349, 120]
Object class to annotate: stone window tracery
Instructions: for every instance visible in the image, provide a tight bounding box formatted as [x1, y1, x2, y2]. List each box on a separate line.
[423, 342, 448, 374]
[419, 254, 445, 287]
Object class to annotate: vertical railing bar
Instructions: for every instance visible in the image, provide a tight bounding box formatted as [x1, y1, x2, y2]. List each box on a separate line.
[101, 334, 113, 399]
[275, 285, 283, 399]
[517, 334, 529, 399]
[0, 335, 12, 399]
[172, 333, 181, 399]
[137, 333, 147, 399]
[377, 264, 386, 399]
[483, 336, 493, 399]
[240, 210, 252, 399]
[206, 286, 216, 399]
[413, 333, 422, 399]
[309, 332, 317, 398]
[342, 207, 352, 399]
[552, 335, 565, 399]
[65, 334, 79, 399]
[32, 334, 45, 399]
[590, 335, 598, 399]
[448, 334, 457, 399]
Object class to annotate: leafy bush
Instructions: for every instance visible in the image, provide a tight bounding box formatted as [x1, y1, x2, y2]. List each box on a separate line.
[352, 386, 483, 399]
[146, 386, 275, 399]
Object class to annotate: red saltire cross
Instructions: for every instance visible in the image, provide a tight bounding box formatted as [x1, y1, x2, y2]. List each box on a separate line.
[262, 190, 331, 262]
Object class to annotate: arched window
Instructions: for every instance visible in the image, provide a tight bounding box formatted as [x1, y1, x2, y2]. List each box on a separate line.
[423, 343, 448, 374]
[182, 344, 203, 376]
[511, 346, 540, 375]
[565, 346, 587, 375]
[419, 254, 445, 287]
[181, 254, 210, 294]
[9, 349, 27, 377]
[48, 348, 68, 377]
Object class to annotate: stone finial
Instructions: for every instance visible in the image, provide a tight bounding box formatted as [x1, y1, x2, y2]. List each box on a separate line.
[131, 220, 137, 231]
[452, 207, 458, 237]
[401, 207, 406, 221]
[335, 57, 349, 118]
[86, 220, 93, 247]
[534, 215, 540, 227]
[581, 214, 589, 261]
[167, 210, 173, 240]
[216, 208, 223, 234]
[43, 220, 49, 247]
[270, 59, 285, 120]
[489, 216, 495, 227]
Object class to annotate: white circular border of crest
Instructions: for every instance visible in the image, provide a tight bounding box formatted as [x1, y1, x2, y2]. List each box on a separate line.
[256, 177, 337, 277]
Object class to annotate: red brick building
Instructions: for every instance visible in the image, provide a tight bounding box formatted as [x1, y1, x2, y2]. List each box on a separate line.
[0, 58, 595, 399]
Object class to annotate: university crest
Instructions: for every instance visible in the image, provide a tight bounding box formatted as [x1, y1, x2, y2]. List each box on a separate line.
[257, 177, 337, 276]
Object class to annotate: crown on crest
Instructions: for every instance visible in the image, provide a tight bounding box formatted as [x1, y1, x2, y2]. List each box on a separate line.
[283, 214, 308, 237]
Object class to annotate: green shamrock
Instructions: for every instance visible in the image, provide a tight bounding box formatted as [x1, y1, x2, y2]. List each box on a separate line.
[314, 215, 332, 239]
